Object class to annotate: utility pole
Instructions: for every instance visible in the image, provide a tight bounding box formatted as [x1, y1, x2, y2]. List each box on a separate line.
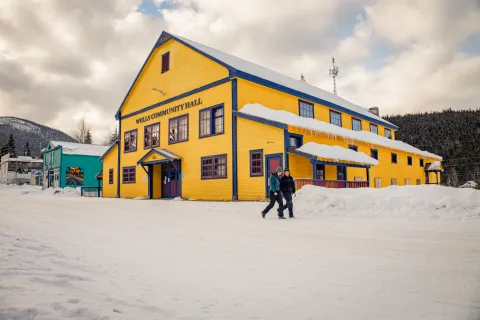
[329, 57, 339, 95]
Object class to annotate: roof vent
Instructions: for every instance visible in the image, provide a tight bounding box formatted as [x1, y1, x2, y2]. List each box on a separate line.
[369, 107, 379, 116]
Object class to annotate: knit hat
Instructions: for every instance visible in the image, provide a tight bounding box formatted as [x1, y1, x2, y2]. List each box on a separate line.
[276, 167, 282, 173]
[284, 168, 290, 172]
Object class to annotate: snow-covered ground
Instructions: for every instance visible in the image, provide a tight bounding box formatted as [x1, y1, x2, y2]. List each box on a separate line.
[1, 184, 479, 320]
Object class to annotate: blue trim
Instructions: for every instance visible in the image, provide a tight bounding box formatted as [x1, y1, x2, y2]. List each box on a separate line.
[99, 141, 118, 161]
[120, 77, 231, 120]
[283, 130, 289, 170]
[59, 146, 63, 188]
[407, 156, 413, 166]
[348, 144, 358, 152]
[233, 111, 288, 129]
[312, 161, 316, 180]
[198, 103, 225, 139]
[249, 149, 264, 177]
[168, 113, 189, 144]
[351, 117, 362, 131]
[137, 148, 180, 165]
[369, 123, 378, 135]
[200, 154, 228, 180]
[143, 122, 160, 149]
[391, 153, 398, 164]
[264, 153, 283, 197]
[234, 70, 398, 130]
[122, 166, 136, 184]
[117, 114, 121, 197]
[161, 52, 170, 73]
[148, 165, 153, 199]
[329, 110, 342, 127]
[232, 79, 238, 200]
[115, 35, 161, 119]
[287, 133, 303, 149]
[366, 168, 370, 187]
[289, 150, 370, 169]
[178, 160, 182, 198]
[298, 99, 314, 118]
[370, 148, 378, 160]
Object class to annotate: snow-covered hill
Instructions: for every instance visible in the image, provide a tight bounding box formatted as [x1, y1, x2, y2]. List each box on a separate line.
[0, 116, 76, 156]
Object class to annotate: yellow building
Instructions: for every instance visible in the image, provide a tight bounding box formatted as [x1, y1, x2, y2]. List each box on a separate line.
[100, 31, 442, 201]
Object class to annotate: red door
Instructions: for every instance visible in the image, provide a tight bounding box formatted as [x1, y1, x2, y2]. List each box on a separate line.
[265, 154, 283, 197]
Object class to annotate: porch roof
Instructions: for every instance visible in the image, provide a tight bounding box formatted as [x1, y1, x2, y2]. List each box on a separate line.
[137, 148, 181, 166]
[425, 161, 443, 172]
[289, 142, 379, 167]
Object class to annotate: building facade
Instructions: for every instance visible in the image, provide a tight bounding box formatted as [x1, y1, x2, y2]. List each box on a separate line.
[43, 141, 108, 189]
[101, 31, 442, 201]
[0, 154, 43, 185]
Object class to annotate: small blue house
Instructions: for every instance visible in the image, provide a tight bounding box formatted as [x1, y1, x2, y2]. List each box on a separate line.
[43, 141, 109, 189]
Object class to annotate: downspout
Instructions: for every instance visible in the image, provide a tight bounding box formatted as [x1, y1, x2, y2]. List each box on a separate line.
[117, 112, 121, 198]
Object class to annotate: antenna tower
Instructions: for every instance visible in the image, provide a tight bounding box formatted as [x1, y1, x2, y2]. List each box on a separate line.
[329, 57, 339, 95]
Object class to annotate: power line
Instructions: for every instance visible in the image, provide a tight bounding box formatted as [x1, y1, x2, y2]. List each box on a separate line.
[442, 156, 480, 162]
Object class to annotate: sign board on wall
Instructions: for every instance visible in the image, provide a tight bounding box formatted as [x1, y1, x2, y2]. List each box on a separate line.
[135, 98, 203, 124]
[65, 167, 84, 186]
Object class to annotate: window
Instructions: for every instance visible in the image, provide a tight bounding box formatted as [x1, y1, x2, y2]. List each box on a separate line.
[391, 178, 397, 186]
[201, 155, 227, 179]
[330, 110, 342, 127]
[370, 123, 378, 134]
[299, 100, 314, 118]
[420, 159, 424, 167]
[124, 130, 137, 153]
[109, 169, 113, 184]
[407, 156, 412, 166]
[416, 179, 421, 185]
[348, 144, 358, 152]
[169, 114, 188, 144]
[161, 52, 170, 73]
[250, 150, 263, 176]
[288, 134, 303, 149]
[374, 178, 382, 188]
[122, 167, 136, 184]
[371, 149, 378, 160]
[352, 118, 362, 131]
[199, 105, 224, 137]
[144, 123, 160, 149]
[385, 128, 392, 139]
[405, 178, 410, 185]
[391, 153, 397, 164]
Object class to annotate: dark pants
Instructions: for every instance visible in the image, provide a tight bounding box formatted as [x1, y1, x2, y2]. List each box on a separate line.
[263, 191, 284, 217]
[281, 190, 294, 217]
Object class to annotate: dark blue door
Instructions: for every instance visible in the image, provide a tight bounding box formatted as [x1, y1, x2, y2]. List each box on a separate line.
[337, 166, 346, 180]
[162, 168, 179, 198]
[265, 154, 283, 197]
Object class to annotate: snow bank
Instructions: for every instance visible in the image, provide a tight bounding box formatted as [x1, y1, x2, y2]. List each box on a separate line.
[296, 142, 378, 166]
[294, 185, 480, 220]
[460, 181, 477, 188]
[240, 104, 442, 160]
[0, 184, 80, 197]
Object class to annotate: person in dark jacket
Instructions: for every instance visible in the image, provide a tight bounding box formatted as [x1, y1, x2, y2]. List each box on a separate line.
[279, 168, 296, 218]
[261, 167, 285, 219]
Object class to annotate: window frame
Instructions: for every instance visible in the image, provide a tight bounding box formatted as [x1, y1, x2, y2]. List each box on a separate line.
[144, 122, 160, 149]
[122, 166, 136, 184]
[288, 133, 303, 150]
[201, 154, 228, 180]
[108, 168, 113, 184]
[168, 114, 189, 145]
[420, 159, 424, 167]
[391, 178, 397, 186]
[385, 128, 392, 139]
[351, 117, 362, 131]
[298, 100, 314, 118]
[123, 129, 138, 153]
[329, 110, 342, 127]
[161, 52, 170, 73]
[249, 149, 264, 177]
[391, 153, 398, 164]
[407, 156, 413, 166]
[199, 104, 225, 138]
[348, 144, 358, 152]
[370, 149, 378, 160]
[370, 123, 378, 134]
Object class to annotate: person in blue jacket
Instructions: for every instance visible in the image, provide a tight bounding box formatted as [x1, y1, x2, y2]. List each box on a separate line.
[261, 167, 285, 219]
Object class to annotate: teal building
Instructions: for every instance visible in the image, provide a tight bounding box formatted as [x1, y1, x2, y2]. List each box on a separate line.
[43, 141, 109, 189]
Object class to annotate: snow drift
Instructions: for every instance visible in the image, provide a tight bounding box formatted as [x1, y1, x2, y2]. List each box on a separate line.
[294, 185, 480, 220]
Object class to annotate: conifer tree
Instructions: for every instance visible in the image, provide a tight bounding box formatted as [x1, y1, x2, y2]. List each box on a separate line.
[7, 133, 16, 157]
[85, 130, 93, 144]
[24, 142, 31, 157]
[109, 127, 118, 144]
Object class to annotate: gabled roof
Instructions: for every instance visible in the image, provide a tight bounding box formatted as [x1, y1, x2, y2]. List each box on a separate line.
[137, 148, 181, 165]
[99, 141, 118, 161]
[115, 31, 398, 130]
[49, 141, 110, 157]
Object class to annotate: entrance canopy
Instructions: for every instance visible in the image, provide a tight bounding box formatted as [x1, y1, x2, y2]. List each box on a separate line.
[425, 161, 443, 172]
[289, 142, 379, 168]
[137, 148, 182, 166]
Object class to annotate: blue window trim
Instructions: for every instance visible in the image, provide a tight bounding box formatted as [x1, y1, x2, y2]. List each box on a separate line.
[370, 149, 378, 160]
[124, 129, 138, 153]
[407, 156, 413, 166]
[265, 153, 284, 197]
[117, 112, 121, 197]
[352, 117, 362, 131]
[298, 99, 314, 118]
[200, 154, 228, 180]
[144, 122, 160, 149]
[385, 128, 392, 139]
[288, 133, 303, 149]
[109, 168, 114, 184]
[370, 123, 378, 134]
[198, 103, 225, 139]
[122, 166, 136, 184]
[329, 110, 342, 127]
[161, 52, 170, 73]
[391, 153, 398, 164]
[348, 144, 358, 152]
[249, 149, 264, 177]
[232, 79, 238, 200]
[168, 114, 189, 145]
[420, 158, 424, 167]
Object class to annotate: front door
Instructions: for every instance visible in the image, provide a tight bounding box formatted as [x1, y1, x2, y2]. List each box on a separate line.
[265, 154, 283, 197]
[337, 166, 346, 181]
[316, 164, 325, 180]
[162, 168, 179, 198]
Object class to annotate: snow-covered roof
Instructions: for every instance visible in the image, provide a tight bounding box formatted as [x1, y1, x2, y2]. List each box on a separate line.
[239, 103, 442, 160]
[0, 154, 43, 165]
[294, 142, 379, 166]
[170, 32, 396, 129]
[49, 141, 109, 157]
[426, 161, 442, 171]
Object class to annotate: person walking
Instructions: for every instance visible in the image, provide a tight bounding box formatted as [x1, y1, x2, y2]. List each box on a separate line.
[261, 167, 285, 219]
[279, 168, 296, 218]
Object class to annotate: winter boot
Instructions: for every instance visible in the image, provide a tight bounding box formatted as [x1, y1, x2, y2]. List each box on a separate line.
[261, 211, 266, 219]
[279, 216, 286, 219]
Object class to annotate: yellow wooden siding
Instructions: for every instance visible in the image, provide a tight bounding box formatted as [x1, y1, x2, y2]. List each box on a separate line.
[237, 118, 284, 201]
[101, 144, 118, 198]
[288, 154, 311, 179]
[119, 82, 232, 200]
[121, 39, 229, 117]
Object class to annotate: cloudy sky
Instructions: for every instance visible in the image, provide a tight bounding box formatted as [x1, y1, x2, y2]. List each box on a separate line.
[0, 0, 479, 143]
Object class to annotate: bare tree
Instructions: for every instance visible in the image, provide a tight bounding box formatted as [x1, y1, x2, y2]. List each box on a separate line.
[71, 118, 90, 143]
